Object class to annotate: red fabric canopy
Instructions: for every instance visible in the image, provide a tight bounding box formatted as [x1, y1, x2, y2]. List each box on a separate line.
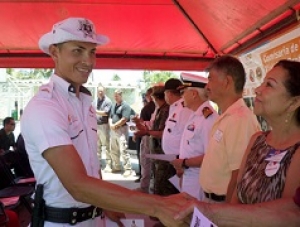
[0, 0, 299, 70]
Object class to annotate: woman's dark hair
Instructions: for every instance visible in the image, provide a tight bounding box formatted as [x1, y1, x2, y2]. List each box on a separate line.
[274, 60, 300, 125]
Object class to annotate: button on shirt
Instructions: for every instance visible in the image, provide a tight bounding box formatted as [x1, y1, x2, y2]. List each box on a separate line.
[200, 98, 261, 195]
[21, 74, 100, 208]
[179, 101, 218, 199]
[162, 99, 192, 155]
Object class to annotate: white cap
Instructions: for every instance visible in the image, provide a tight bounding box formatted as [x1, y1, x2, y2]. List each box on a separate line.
[179, 73, 208, 89]
[39, 17, 109, 55]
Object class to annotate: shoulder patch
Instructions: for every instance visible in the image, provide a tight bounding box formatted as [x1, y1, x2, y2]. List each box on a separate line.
[202, 107, 213, 119]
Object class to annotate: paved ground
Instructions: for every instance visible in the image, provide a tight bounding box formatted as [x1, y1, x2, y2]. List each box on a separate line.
[17, 151, 159, 227]
[100, 151, 158, 227]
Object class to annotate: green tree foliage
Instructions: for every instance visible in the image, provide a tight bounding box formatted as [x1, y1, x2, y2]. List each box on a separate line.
[6, 68, 53, 80]
[112, 74, 121, 81]
[142, 71, 179, 90]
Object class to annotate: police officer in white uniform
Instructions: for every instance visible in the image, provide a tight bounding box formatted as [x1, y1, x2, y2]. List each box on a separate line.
[21, 17, 193, 227]
[171, 73, 218, 200]
[162, 78, 192, 155]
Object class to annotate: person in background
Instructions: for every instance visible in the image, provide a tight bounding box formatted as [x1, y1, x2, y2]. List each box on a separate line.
[0, 117, 16, 154]
[200, 55, 261, 203]
[133, 92, 148, 182]
[21, 17, 192, 227]
[171, 73, 217, 200]
[135, 86, 180, 197]
[157, 78, 193, 197]
[134, 85, 173, 227]
[109, 89, 133, 177]
[175, 59, 300, 227]
[15, 133, 34, 177]
[162, 78, 192, 156]
[95, 85, 112, 172]
[134, 87, 156, 188]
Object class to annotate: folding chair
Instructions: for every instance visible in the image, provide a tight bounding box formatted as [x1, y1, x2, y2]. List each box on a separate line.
[0, 152, 35, 186]
[0, 155, 34, 213]
[0, 202, 8, 227]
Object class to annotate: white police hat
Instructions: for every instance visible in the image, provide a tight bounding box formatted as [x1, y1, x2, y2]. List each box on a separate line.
[39, 17, 109, 55]
[178, 73, 208, 89]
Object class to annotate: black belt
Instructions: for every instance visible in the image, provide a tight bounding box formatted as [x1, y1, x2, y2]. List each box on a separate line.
[97, 123, 108, 125]
[44, 205, 102, 225]
[204, 192, 226, 202]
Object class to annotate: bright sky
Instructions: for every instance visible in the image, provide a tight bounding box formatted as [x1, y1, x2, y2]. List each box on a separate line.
[91, 69, 206, 83]
[91, 70, 144, 83]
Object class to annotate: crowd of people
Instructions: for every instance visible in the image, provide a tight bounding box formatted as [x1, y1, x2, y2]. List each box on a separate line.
[1, 16, 299, 226]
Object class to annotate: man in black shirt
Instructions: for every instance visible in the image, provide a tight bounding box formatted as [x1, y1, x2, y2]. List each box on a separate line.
[0, 117, 16, 153]
[95, 85, 112, 171]
[134, 87, 156, 192]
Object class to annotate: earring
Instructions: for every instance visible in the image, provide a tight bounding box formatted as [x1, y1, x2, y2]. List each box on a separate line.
[285, 112, 291, 124]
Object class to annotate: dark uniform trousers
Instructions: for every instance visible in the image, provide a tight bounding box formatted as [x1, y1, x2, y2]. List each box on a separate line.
[150, 137, 179, 196]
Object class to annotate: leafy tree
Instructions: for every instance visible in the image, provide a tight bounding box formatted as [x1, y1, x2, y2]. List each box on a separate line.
[142, 71, 179, 90]
[112, 74, 121, 81]
[6, 68, 53, 80]
[6, 68, 13, 75]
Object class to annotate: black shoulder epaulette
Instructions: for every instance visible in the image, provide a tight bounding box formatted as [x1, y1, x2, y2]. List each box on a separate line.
[202, 107, 213, 119]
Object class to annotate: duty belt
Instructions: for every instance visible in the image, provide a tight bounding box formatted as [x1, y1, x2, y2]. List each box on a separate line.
[44, 205, 103, 225]
[204, 192, 226, 202]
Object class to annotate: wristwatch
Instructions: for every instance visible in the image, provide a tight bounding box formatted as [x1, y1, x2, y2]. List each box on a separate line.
[182, 158, 189, 169]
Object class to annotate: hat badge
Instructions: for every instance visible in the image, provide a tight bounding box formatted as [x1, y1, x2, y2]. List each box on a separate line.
[78, 19, 95, 39]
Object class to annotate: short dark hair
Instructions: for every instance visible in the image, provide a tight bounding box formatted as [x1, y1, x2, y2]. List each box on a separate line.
[146, 87, 153, 96]
[274, 60, 300, 125]
[151, 86, 165, 100]
[208, 55, 246, 93]
[3, 117, 14, 126]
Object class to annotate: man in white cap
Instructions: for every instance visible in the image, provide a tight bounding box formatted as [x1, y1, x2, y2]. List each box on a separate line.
[21, 17, 192, 227]
[171, 73, 218, 200]
[200, 55, 260, 203]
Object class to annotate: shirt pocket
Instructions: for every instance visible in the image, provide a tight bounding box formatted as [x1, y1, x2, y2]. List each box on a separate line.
[183, 125, 196, 146]
[68, 120, 84, 140]
[166, 119, 176, 133]
[87, 114, 98, 145]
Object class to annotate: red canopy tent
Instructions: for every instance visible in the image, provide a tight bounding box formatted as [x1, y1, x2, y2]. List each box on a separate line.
[0, 0, 299, 70]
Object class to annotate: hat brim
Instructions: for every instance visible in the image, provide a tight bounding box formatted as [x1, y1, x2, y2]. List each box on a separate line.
[39, 31, 109, 55]
[177, 82, 206, 90]
[177, 84, 189, 90]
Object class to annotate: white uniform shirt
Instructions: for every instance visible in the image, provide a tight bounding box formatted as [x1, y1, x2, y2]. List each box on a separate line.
[162, 98, 192, 155]
[21, 74, 100, 208]
[179, 101, 218, 200]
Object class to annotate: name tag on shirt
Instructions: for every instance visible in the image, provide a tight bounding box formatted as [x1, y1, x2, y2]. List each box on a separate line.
[264, 149, 288, 177]
[265, 150, 288, 162]
[214, 129, 223, 142]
